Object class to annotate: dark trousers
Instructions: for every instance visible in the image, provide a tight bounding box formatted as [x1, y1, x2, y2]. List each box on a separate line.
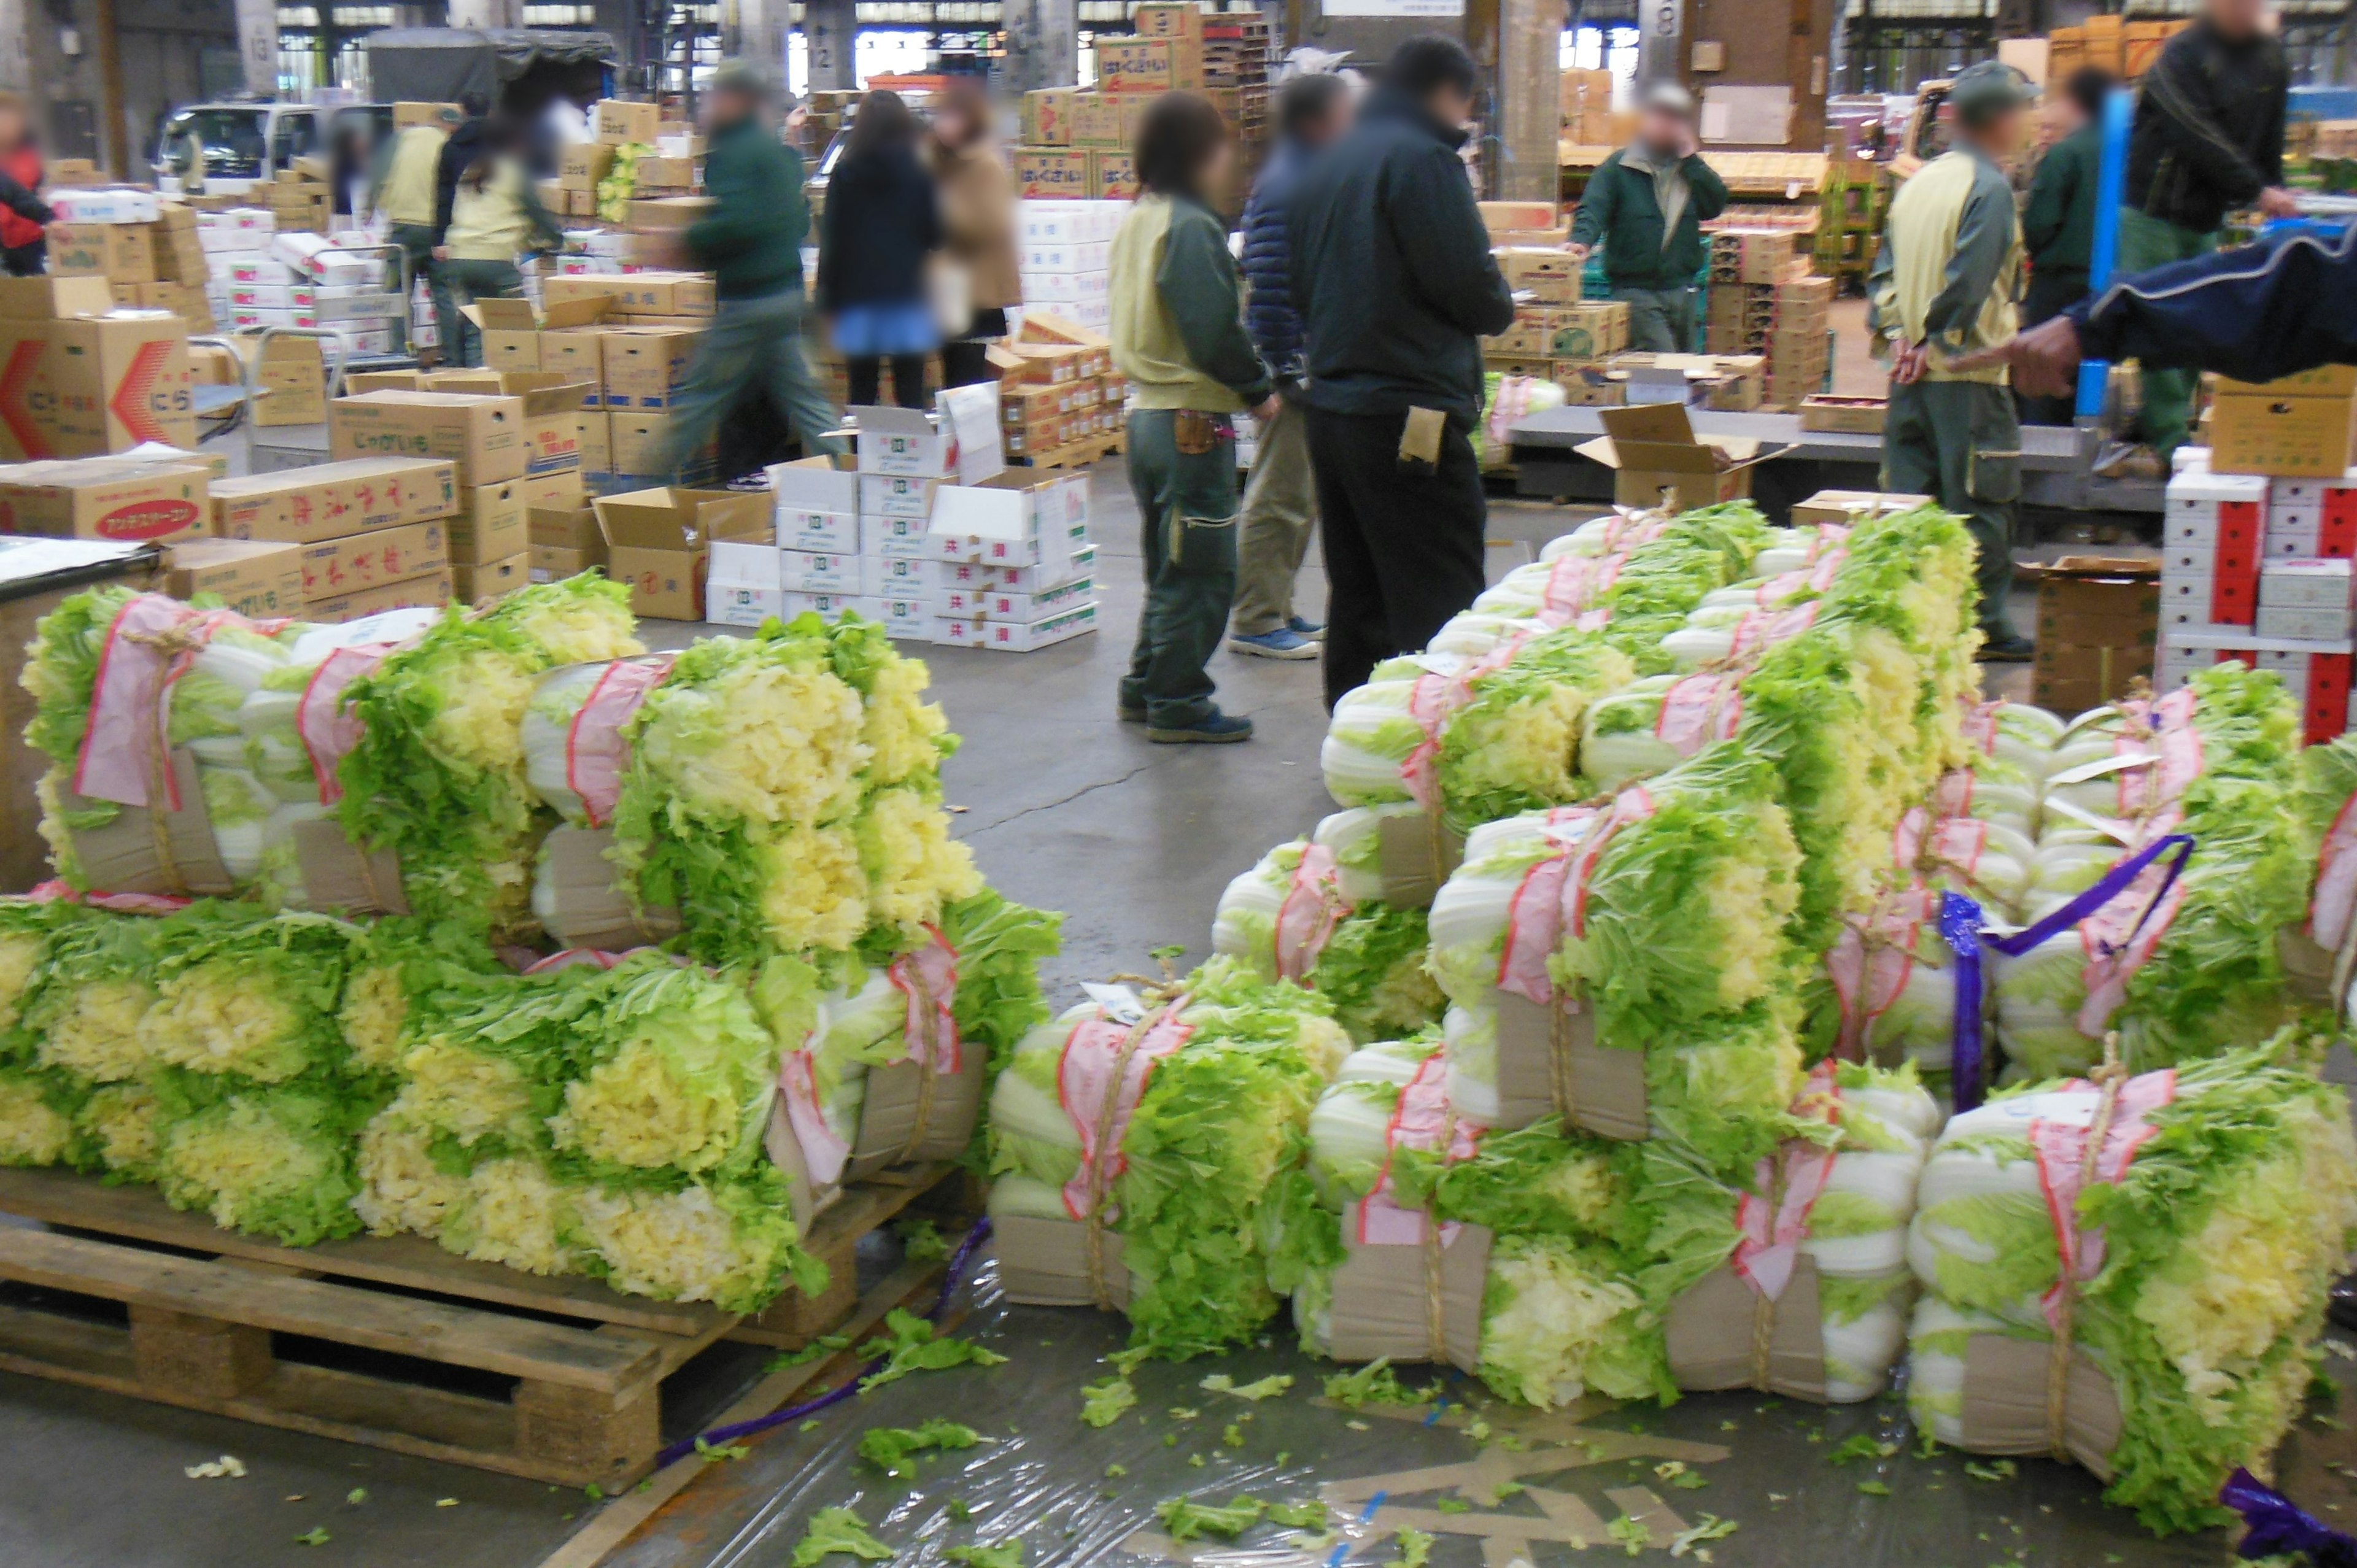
[1304, 404, 1488, 709]
[2016, 267, 2088, 426]
[1121, 407, 1240, 728]
[1882, 377, 2021, 642]
[1, 241, 43, 276]
[848, 354, 929, 409]
[942, 307, 1008, 387]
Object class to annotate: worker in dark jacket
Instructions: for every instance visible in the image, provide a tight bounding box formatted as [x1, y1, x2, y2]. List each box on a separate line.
[649, 61, 846, 479]
[1228, 71, 1352, 663]
[1288, 35, 1515, 708]
[1568, 83, 1729, 353]
[1959, 221, 2357, 396]
[430, 95, 490, 248]
[2016, 66, 2115, 423]
[2116, 0, 2295, 466]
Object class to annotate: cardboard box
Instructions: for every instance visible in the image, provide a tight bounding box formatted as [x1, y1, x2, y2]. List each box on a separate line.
[531, 541, 601, 582]
[1480, 201, 1560, 234]
[1096, 36, 1202, 93]
[0, 458, 209, 543]
[1573, 401, 1787, 512]
[559, 142, 619, 190]
[1789, 488, 1930, 526]
[298, 518, 449, 604]
[307, 567, 454, 625]
[519, 471, 584, 511]
[0, 276, 112, 319]
[1713, 228, 1803, 285]
[1090, 152, 1139, 201]
[1020, 88, 1080, 145]
[541, 272, 716, 317]
[1497, 247, 1582, 304]
[1013, 148, 1092, 199]
[530, 500, 605, 552]
[595, 99, 662, 145]
[592, 485, 772, 619]
[2212, 388, 2357, 478]
[47, 222, 154, 284]
[449, 480, 527, 563]
[210, 457, 459, 544]
[856, 404, 951, 476]
[576, 409, 611, 476]
[608, 411, 683, 476]
[2031, 555, 2159, 711]
[602, 326, 699, 407]
[488, 373, 594, 478]
[1797, 395, 1887, 434]
[1547, 302, 1628, 360]
[243, 333, 326, 426]
[393, 101, 463, 129]
[452, 552, 530, 603]
[162, 537, 303, 618]
[329, 391, 527, 486]
[0, 313, 195, 458]
[632, 156, 695, 190]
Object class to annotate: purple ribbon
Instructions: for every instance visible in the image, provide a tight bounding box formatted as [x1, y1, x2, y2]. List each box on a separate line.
[651, 1215, 995, 1470]
[2223, 1467, 2357, 1565]
[1941, 833, 2196, 1110]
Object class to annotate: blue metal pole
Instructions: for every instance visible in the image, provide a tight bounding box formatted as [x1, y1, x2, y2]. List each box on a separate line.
[2075, 85, 2136, 420]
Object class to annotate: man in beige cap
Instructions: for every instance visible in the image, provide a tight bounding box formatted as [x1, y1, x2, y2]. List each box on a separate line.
[1568, 82, 1729, 352]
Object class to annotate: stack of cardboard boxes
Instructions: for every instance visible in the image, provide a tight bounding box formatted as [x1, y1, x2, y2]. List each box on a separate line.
[1480, 247, 1631, 390]
[1560, 68, 1622, 148]
[2048, 16, 2186, 80]
[45, 188, 212, 330]
[1704, 235, 1832, 408]
[203, 456, 466, 620]
[1016, 5, 1253, 206]
[2151, 368, 2357, 740]
[992, 313, 1125, 463]
[0, 276, 195, 461]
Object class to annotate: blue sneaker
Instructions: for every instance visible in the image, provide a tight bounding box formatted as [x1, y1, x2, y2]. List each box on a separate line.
[1148, 711, 1255, 744]
[1287, 616, 1326, 641]
[1228, 627, 1319, 660]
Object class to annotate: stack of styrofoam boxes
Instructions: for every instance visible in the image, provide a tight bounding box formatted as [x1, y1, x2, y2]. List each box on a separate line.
[1016, 200, 1119, 333]
[220, 229, 396, 356]
[926, 464, 1097, 652]
[552, 228, 631, 280]
[2158, 467, 2357, 741]
[707, 463, 869, 627]
[197, 207, 276, 326]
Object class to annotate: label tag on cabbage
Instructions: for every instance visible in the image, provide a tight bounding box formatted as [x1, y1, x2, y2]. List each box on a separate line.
[2044, 752, 2156, 786]
[1080, 983, 1145, 1024]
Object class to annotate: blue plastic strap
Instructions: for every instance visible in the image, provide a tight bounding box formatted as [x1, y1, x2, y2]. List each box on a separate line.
[2075, 85, 2137, 421]
[2223, 1467, 2357, 1564]
[1941, 833, 2196, 1108]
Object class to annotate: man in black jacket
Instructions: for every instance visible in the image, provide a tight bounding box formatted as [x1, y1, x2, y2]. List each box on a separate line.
[431, 95, 492, 250]
[1288, 35, 1515, 707]
[2116, 0, 2294, 468]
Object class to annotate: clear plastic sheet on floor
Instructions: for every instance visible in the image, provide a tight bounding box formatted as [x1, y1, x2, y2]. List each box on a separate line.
[602, 1251, 2357, 1568]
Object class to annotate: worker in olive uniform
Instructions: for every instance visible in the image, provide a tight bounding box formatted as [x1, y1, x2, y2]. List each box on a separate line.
[1869, 61, 2035, 660]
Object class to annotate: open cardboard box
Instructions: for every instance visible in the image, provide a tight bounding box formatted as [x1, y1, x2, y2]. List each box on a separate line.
[459, 295, 613, 374]
[592, 484, 771, 619]
[1573, 401, 1790, 512]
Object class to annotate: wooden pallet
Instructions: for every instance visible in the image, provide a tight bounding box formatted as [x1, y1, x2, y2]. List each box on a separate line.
[1018, 433, 1120, 469]
[0, 1162, 963, 1486]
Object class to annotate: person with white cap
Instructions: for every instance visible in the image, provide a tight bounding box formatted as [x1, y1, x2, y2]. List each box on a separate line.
[1567, 82, 1729, 353]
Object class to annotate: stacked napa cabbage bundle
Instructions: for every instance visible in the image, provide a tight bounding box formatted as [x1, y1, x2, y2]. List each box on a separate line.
[18, 586, 327, 903]
[339, 577, 645, 936]
[1906, 1045, 2357, 1533]
[538, 615, 979, 966]
[1425, 744, 1805, 1174]
[1285, 1041, 1941, 1409]
[1993, 663, 2312, 1079]
[1211, 830, 1444, 1044]
[984, 957, 1350, 1359]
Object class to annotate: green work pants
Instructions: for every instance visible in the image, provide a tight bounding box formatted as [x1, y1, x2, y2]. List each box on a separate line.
[1231, 389, 1317, 637]
[438, 257, 522, 368]
[2118, 209, 2220, 462]
[651, 289, 846, 479]
[1617, 285, 1697, 353]
[1122, 407, 1240, 728]
[1881, 377, 2022, 642]
[388, 223, 455, 364]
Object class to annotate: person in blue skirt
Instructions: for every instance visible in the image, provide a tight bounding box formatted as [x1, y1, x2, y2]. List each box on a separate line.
[818, 90, 945, 409]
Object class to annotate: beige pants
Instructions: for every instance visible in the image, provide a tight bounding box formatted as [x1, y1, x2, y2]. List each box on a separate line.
[1230, 391, 1318, 636]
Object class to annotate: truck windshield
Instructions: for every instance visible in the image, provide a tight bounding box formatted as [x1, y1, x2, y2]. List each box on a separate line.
[161, 109, 268, 180]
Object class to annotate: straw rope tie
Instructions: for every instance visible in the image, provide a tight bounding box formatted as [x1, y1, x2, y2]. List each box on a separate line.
[1749, 1153, 1790, 1394]
[1083, 1003, 1172, 1312]
[2047, 1033, 2128, 1464]
[1547, 992, 1579, 1129]
[895, 964, 945, 1167]
[1422, 1108, 1458, 1364]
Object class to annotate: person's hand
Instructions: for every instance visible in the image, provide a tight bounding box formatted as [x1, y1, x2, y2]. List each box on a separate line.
[1890, 340, 1930, 385]
[432, 245, 449, 261]
[1674, 128, 1700, 160]
[2258, 185, 2302, 219]
[1947, 315, 2086, 399]
[1566, 242, 1591, 263]
[1252, 394, 1282, 423]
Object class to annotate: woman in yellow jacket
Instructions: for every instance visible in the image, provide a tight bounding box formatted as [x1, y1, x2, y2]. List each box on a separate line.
[433, 116, 564, 366]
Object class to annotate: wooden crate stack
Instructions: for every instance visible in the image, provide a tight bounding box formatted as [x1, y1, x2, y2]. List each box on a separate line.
[1705, 231, 1831, 407]
[1814, 157, 1887, 293]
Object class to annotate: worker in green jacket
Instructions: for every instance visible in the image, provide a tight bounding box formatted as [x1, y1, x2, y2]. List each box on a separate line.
[1568, 83, 1729, 353]
[1869, 61, 2034, 661]
[649, 59, 845, 480]
[1110, 91, 1277, 744]
[2016, 66, 2115, 424]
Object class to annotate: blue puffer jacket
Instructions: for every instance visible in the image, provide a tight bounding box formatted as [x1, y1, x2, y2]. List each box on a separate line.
[1241, 138, 1309, 382]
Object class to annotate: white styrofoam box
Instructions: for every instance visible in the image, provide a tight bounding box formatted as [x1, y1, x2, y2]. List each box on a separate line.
[1022, 241, 1110, 272]
[1017, 199, 1123, 244]
[2257, 604, 2353, 639]
[2154, 645, 2206, 689]
[2261, 557, 2356, 608]
[783, 511, 860, 554]
[2164, 471, 2269, 506]
[1021, 271, 1109, 303]
[932, 614, 986, 646]
[49, 187, 161, 223]
[783, 550, 861, 593]
[2272, 477, 2341, 509]
[2267, 519, 2324, 557]
[854, 405, 952, 477]
[770, 462, 861, 515]
[198, 226, 269, 254]
[988, 544, 1097, 593]
[867, 555, 928, 595]
[198, 206, 275, 234]
[2269, 497, 2324, 528]
[2172, 445, 2211, 474]
[228, 257, 301, 285]
[554, 255, 624, 276]
[2160, 598, 2208, 632]
[783, 592, 883, 621]
[710, 540, 783, 591]
[708, 584, 786, 626]
[974, 601, 1099, 651]
[860, 475, 942, 520]
[333, 326, 395, 354]
[975, 576, 1095, 621]
[934, 585, 994, 617]
[2165, 506, 2220, 547]
[2164, 545, 2220, 577]
[231, 307, 323, 330]
[880, 596, 930, 640]
[228, 284, 315, 311]
[2161, 575, 2215, 612]
[865, 512, 931, 557]
[1055, 299, 1112, 330]
[568, 229, 630, 259]
[2258, 647, 2328, 689]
